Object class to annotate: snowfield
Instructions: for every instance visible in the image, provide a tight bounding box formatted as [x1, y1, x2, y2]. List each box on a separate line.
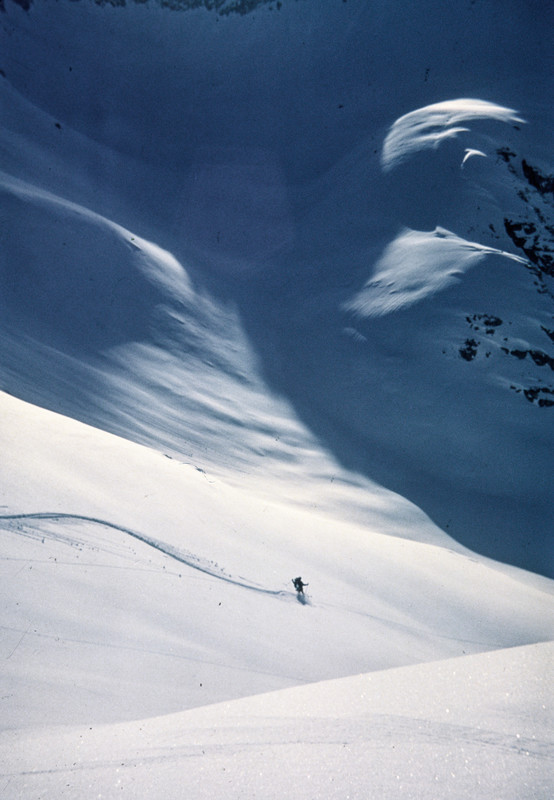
[2, 642, 552, 799]
[3, 390, 551, 734]
[0, 0, 553, 797]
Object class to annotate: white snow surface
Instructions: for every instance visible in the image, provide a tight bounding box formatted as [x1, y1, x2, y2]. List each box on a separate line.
[0, 0, 553, 797]
[2, 642, 552, 799]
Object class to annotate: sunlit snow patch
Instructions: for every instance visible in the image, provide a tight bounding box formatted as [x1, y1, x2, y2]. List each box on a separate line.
[461, 147, 487, 168]
[344, 227, 527, 318]
[381, 98, 524, 171]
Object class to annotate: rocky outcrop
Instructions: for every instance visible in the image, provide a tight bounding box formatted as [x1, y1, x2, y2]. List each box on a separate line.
[455, 148, 554, 407]
[2, 0, 284, 13]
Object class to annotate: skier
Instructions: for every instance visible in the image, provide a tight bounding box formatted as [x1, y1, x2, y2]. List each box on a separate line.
[292, 576, 308, 595]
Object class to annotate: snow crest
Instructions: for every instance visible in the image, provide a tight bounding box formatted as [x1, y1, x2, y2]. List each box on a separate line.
[381, 99, 525, 171]
[344, 227, 527, 318]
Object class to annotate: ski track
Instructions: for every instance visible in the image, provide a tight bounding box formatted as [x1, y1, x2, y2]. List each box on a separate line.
[0, 512, 285, 598]
[1, 515, 508, 652]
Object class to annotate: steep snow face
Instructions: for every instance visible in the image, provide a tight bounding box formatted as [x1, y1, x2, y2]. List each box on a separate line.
[0, 172, 193, 352]
[0, 0, 552, 578]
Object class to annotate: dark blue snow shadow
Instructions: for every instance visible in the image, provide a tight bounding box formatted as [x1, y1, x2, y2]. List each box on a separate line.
[0, 187, 166, 356]
[231, 227, 553, 580]
[2, 0, 552, 581]
[134, 5, 551, 579]
[186, 128, 553, 579]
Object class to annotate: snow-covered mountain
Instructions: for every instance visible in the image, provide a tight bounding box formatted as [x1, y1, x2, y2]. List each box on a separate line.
[1, 0, 552, 797]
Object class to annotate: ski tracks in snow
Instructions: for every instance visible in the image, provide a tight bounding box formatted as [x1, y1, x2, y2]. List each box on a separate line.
[0, 512, 288, 599]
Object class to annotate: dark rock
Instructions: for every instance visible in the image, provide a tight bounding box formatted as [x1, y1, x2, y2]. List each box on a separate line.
[522, 159, 554, 197]
[459, 339, 479, 361]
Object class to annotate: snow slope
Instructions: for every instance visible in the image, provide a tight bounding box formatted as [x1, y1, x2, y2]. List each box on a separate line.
[2, 642, 552, 799]
[3, 390, 552, 731]
[1, 0, 553, 573]
[0, 0, 553, 796]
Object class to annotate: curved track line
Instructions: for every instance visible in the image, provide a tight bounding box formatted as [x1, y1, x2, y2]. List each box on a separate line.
[0, 513, 286, 598]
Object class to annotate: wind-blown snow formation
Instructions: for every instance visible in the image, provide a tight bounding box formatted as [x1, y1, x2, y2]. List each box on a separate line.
[0, 0, 553, 797]
[381, 98, 525, 171]
[343, 226, 527, 317]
